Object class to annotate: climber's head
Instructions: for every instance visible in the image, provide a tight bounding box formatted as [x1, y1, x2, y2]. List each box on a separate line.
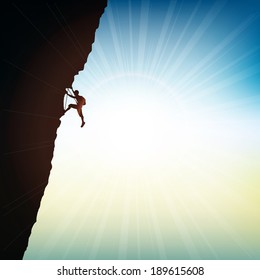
[74, 90, 79, 96]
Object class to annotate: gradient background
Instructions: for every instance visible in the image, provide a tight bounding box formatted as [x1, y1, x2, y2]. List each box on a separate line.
[24, 0, 260, 259]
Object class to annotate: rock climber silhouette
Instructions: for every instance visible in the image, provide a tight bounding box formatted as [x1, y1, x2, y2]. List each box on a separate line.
[64, 87, 86, 127]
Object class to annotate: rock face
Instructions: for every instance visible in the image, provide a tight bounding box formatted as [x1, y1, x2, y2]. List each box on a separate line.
[1, 0, 107, 259]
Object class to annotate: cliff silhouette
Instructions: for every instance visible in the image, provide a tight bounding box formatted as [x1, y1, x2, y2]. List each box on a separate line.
[1, 0, 107, 259]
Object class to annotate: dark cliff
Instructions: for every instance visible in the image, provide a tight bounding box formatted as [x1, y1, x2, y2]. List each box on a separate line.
[1, 0, 107, 259]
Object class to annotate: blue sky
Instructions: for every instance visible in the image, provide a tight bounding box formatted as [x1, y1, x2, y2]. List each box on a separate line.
[75, 0, 260, 119]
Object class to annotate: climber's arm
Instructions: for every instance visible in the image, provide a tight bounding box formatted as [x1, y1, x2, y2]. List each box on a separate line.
[66, 89, 75, 98]
[66, 93, 75, 98]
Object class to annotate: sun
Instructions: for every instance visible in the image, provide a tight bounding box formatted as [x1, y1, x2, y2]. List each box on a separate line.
[85, 74, 182, 168]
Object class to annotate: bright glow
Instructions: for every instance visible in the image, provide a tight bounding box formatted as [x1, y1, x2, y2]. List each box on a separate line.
[86, 75, 180, 169]
[24, 0, 260, 260]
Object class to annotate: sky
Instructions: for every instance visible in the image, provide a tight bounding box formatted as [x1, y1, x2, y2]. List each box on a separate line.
[24, 0, 260, 259]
